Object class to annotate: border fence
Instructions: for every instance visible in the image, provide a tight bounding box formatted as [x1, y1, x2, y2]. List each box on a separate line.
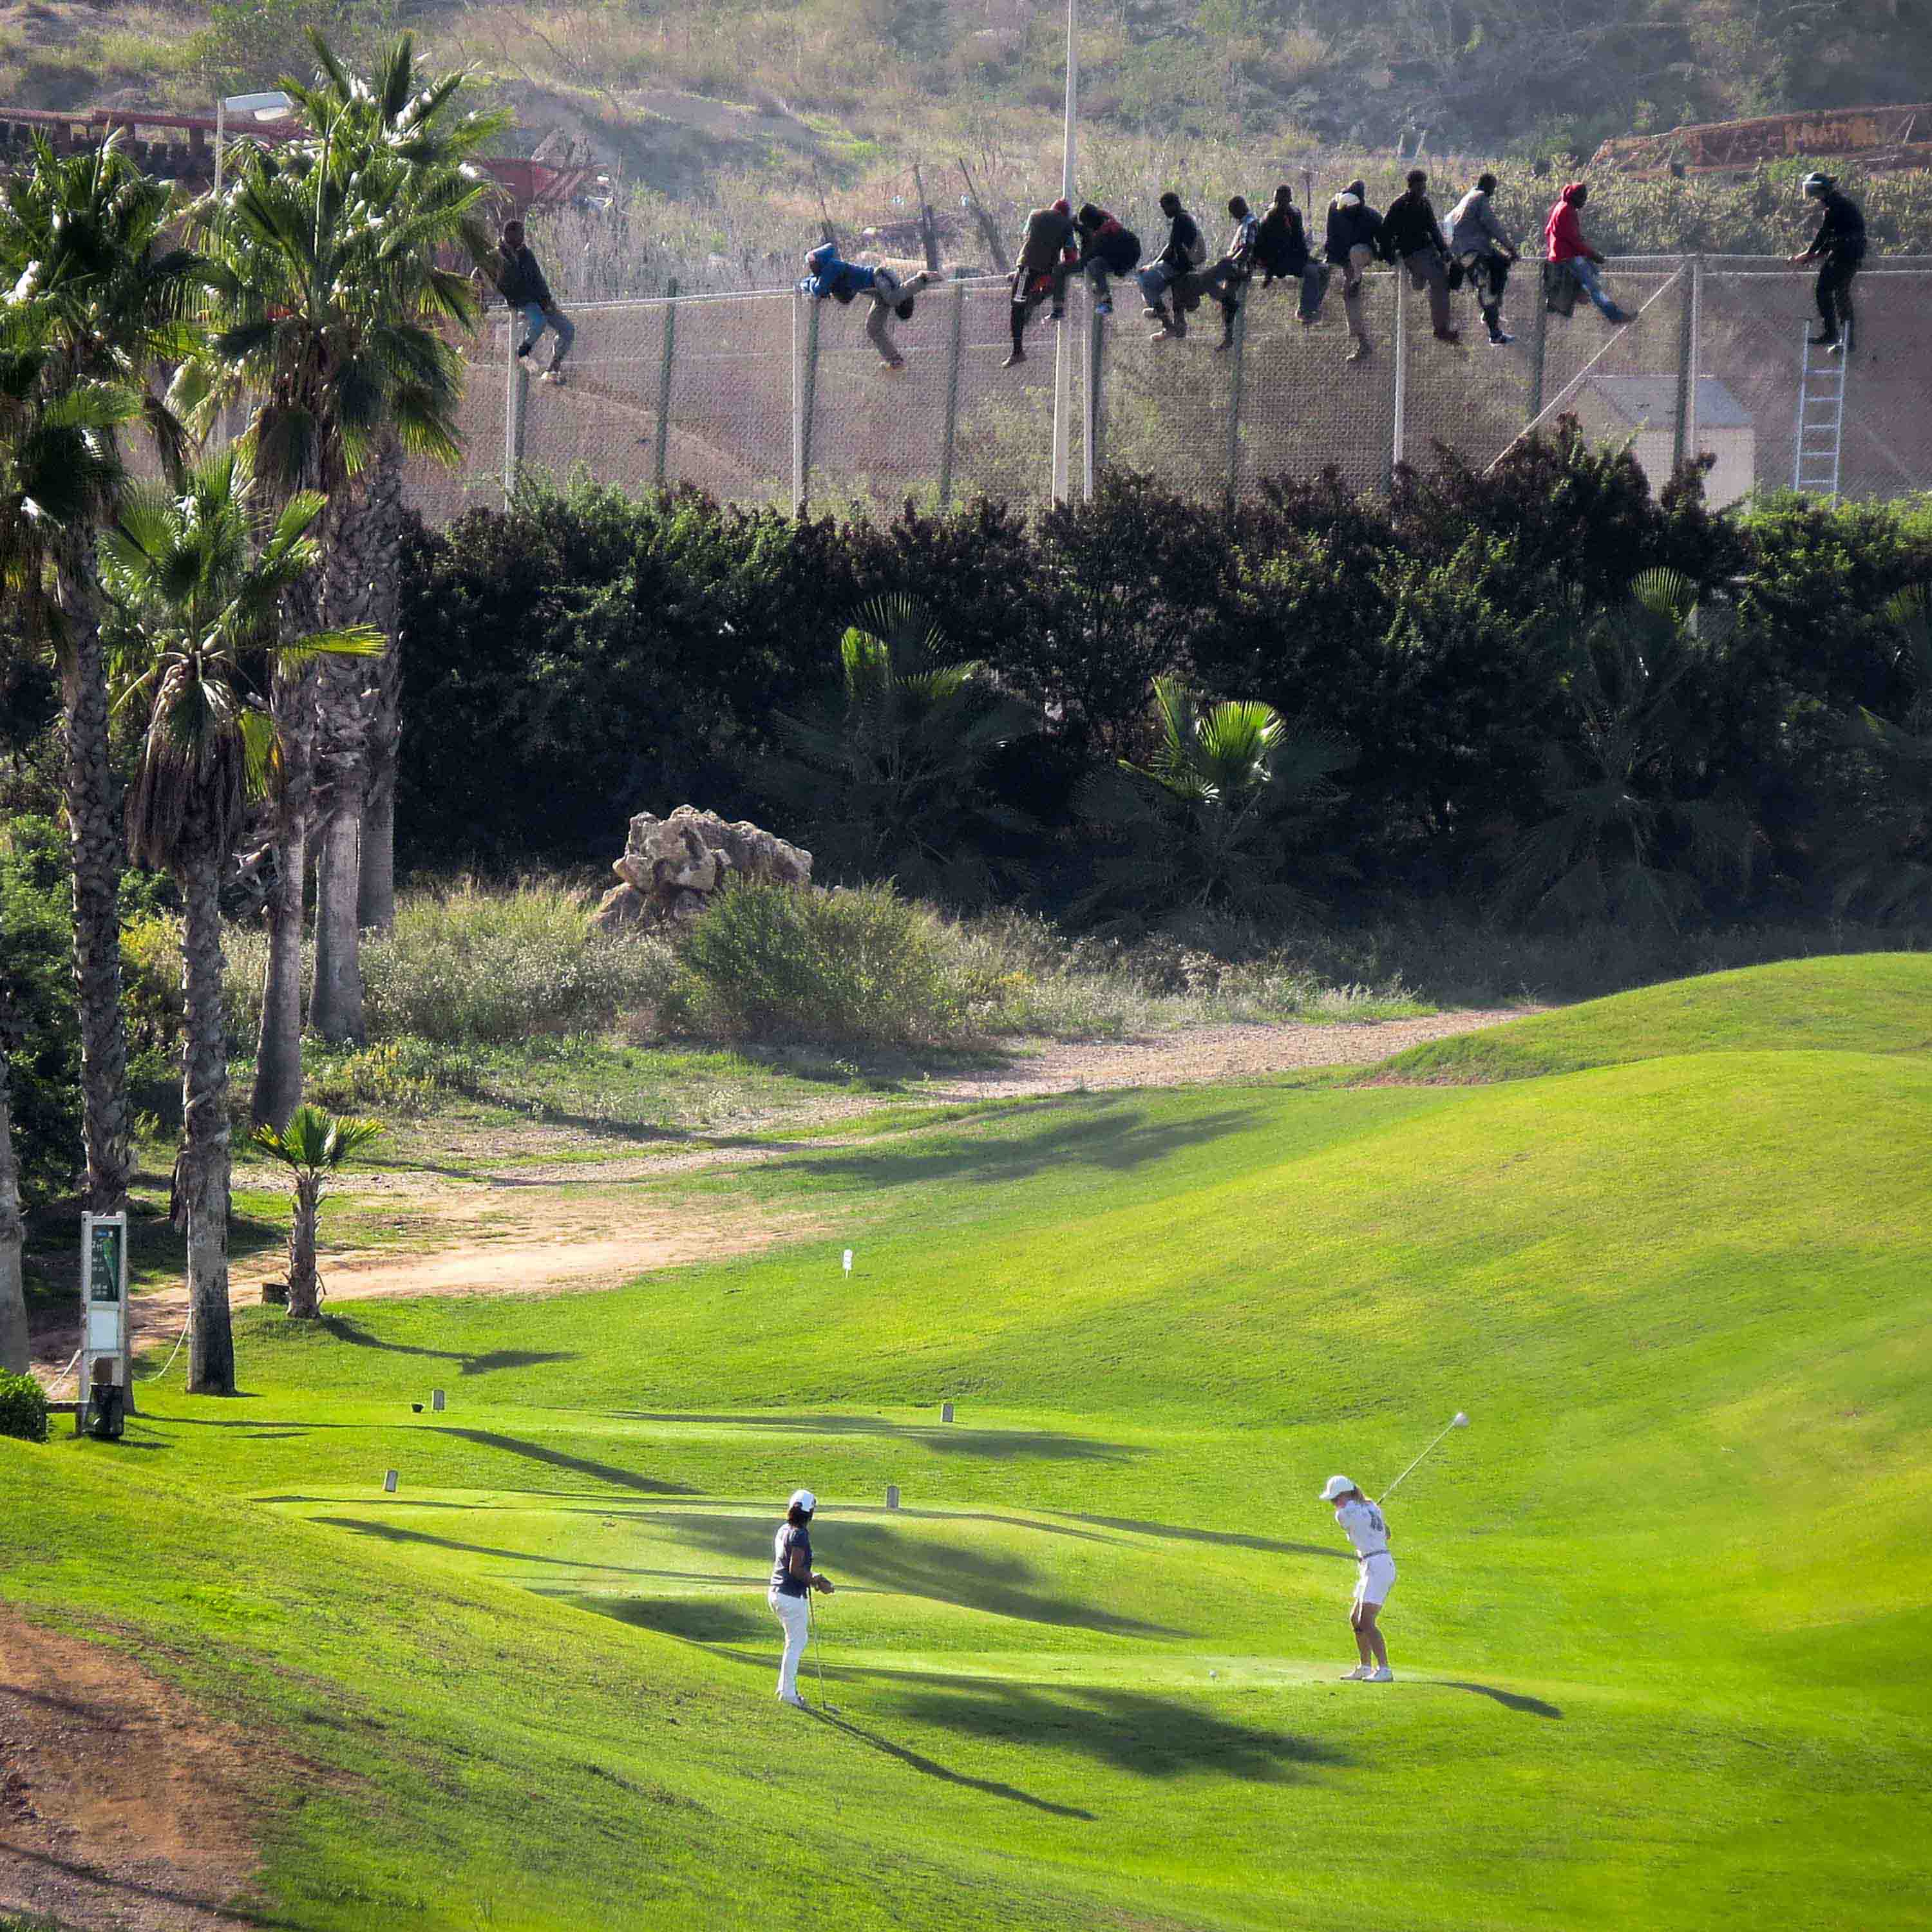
[405, 257, 1932, 524]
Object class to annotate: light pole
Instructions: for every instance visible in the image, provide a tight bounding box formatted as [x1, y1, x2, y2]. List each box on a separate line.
[1050, 0, 1077, 504]
[213, 89, 294, 201]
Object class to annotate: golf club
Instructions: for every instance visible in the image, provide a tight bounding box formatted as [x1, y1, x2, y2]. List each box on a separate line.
[807, 1591, 833, 1710]
[1379, 1410, 1470, 1501]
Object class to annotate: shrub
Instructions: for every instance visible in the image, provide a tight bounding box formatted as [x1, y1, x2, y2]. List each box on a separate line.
[120, 911, 185, 1055]
[305, 1039, 480, 1116]
[0, 1369, 49, 1444]
[670, 880, 972, 1045]
[0, 818, 82, 1203]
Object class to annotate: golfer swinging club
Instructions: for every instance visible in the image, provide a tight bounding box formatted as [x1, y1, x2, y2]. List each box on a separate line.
[1320, 1473, 1396, 1681]
[770, 1488, 833, 1709]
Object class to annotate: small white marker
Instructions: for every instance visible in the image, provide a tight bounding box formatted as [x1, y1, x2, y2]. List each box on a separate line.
[886, 1484, 900, 1510]
[431, 1388, 446, 1413]
[941, 1401, 954, 1423]
[842, 1249, 853, 1277]
[383, 1469, 399, 1493]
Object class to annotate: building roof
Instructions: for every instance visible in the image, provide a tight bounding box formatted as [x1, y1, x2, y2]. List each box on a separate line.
[1584, 375, 1753, 431]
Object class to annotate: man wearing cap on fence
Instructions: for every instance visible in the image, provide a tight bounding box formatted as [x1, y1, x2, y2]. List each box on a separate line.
[1324, 177, 1385, 362]
[770, 1487, 835, 1709]
[495, 220, 576, 386]
[1790, 171, 1866, 354]
[1006, 195, 1079, 367]
[798, 242, 935, 372]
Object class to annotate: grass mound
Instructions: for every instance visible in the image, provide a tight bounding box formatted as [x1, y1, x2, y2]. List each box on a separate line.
[5, 959, 1929, 1929]
[1371, 952, 1932, 1083]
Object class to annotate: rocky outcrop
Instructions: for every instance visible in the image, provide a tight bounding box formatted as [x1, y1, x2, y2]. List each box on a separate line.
[591, 806, 812, 933]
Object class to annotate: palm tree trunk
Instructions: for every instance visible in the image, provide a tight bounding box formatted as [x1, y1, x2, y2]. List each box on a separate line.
[180, 844, 235, 1395]
[250, 662, 314, 1130]
[56, 544, 131, 1213]
[0, 1046, 27, 1377]
[357, 437, 405, 934]
[285, 1173, 322, 1320]
[359, 761, 397, 933]
[310, 805, 366, 1044]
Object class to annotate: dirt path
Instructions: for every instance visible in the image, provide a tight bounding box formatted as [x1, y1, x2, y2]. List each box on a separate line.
[30, 1008, 1526, 1383]
[0, 1611, 273, 1930]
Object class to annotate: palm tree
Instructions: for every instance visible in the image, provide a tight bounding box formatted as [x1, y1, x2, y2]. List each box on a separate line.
[1497, 570, 1756, 931]
[250, 1104, 384, 1320]
[1075, 677, 1355, 935]
[0, 1045, 24, 1376]
[194, 33, 505, 1086]
[1831, 585, 1932, 921]
[0, 135, 204, 1213]
[768, 596, 1044, 904]
[105, 450, 379, 1396]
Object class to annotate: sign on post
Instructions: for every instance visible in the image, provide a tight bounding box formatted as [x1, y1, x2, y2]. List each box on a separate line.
[80, 1210, 130, 1416]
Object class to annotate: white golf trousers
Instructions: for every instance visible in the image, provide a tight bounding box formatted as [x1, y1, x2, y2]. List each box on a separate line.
[770, 1588, 811, 1698]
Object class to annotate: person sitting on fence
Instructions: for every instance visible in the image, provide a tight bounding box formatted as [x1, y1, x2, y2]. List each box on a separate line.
[1190, 195, 1262, 350]
[1383, 169, 1460, 345]
[495, 220, 576, 386]
[1141, 191, 1208, 340]
[1790, 171, 1865, 355]
[1448, 172, 1520, 346]
[1256, 184, 1323, 325]
[797, 243, 935, 372]
[1005, 196, 1078, 367]
[1542, 183, 1634, 325]
[1324, 178, 1385, 361]
[1073, 204, 1142, 317]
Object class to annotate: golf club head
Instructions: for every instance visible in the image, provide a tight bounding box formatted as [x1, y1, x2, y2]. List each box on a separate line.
[1452, 1412, 1470, 1427]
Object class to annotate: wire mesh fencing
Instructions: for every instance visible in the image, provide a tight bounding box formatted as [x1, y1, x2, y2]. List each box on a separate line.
[400, 258, 1932, 523]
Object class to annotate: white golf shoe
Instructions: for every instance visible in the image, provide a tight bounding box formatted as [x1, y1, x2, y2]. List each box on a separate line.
[1364, 1666, 1395, 1683]
[1339, 1665, 1372, 1680]
[779, 1691, 808, 1709]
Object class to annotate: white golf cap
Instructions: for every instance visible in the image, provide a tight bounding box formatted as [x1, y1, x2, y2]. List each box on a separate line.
[788, 1488, 817, 1513]
[1319, 1474, 1354, 1502]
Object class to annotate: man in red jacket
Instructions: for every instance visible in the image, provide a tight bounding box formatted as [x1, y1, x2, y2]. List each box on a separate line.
[1542, 182, 1633, 325]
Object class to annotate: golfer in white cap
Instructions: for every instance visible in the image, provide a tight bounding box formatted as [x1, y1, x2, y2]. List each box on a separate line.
[770, 1488, 834, 1708]
[1320, 1474, 1396, 1681]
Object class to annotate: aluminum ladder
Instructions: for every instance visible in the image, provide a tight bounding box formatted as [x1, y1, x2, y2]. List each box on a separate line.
[1792, 323, 1848, 496]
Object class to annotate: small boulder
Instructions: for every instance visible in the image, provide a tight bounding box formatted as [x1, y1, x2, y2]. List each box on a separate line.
[591, 806, 812, 933]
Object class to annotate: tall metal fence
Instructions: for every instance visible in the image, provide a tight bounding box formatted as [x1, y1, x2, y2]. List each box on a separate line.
[404, 257, 1932, 524]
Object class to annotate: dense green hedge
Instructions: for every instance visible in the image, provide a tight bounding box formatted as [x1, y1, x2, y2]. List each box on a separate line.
[397, 431, 1932, 924]
[0, 1368, 50, 1444]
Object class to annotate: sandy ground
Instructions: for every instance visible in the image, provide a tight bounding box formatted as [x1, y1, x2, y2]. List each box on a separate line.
[0, 1611, 274, 1930]
[28, 1007, 1524, 1383]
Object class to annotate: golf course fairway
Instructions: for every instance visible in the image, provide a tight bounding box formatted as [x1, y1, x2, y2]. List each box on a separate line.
[4, 955, 1929, 1931]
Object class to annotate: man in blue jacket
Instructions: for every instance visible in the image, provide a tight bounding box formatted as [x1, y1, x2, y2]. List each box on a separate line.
[798, 242, 934, 370]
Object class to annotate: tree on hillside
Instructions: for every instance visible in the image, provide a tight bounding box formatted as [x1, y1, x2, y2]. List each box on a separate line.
[106, 449, 379, 1396]
[1075, 676, 1355, 934]
[0, 136, 205, 1215]
[193, 32, 504, 1104]
[1498, 569, 1756, 931]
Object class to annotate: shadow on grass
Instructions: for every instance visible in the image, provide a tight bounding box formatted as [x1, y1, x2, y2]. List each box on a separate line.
[670, 1515, 1183, 1637]
[886, 1679, 1344, 1783]
[1058, 1512, 1352, 1561]
[0, 1841, 301, 1926]
[809, 1707, 1096, 1819]
[612, 1412, 1144, 1463]
[1431, 1680, 1562, 1718]
[310, 1517, 715, 1581]
[430, 1426, 694, 1495]
[569, 1594, 773, 1645]
[761, 1095, 1270, 1191]
[319, 1313, 578, 1378]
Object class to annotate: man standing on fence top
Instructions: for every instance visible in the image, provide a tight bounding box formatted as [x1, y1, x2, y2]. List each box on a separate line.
[1325, 178, 1385, 362]
[1542, 182, 1634, 325]
[1790, 172, 1865, 355]
[1383, 169, 1460, 345]
[1005, 196, 1077, 368]
[495, 220, 575, 386]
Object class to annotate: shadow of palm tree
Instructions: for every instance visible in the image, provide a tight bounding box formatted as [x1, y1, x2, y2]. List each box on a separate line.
[429, 1426, 694, 1494]
[1056, 1511, 1352, 1560]
[610, 1411, 1144, 1463]
[1429, 1679, 1563, 1718]
[807, 1707, 1096, 1819]
[319, 1314, 578, 1378]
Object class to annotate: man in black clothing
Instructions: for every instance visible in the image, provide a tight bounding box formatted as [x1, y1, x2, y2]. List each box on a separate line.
[1382, 168, 1459, 345]
[1006, 196, 1077, 367]
[494, 220, 575, 383]
[1073, 204, 1141, 317]
[1324, 178, 1385, 361]
[1141, 191, 1206, 340]
[1255, 184, 1321, 324]
[1790, 171, 1866, 354]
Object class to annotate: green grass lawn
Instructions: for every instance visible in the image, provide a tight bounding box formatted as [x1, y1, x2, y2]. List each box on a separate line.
[3, 958, 1930, 1929]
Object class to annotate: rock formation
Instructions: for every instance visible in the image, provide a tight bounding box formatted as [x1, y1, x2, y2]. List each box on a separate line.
[591, 806, 812, 933]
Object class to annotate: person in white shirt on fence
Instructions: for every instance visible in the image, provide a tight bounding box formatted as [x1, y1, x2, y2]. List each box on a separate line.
[1320, 1473, 1397, 1682]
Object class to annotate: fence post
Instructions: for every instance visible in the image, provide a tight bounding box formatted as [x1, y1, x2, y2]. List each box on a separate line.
[502, 308, 526, 501]
[1686, 255, 1703, 475]
[653, 276, 677, 493]
[1526, 272, 1548, 431]
[938, 273, 965, 511]
[792, 292, 820, 514]
[1083, 289, 1102, 500]
[1390, 266, 1407, 482]
[1224, 296, 1247, 507]
[1671, 260, 1696, 473]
